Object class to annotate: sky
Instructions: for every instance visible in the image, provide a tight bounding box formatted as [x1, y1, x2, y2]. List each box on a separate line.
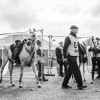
[0, 0, 100, 43]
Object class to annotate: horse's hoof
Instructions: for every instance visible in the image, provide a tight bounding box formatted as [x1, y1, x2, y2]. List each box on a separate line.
[84, 80, 86, 82]
[38, 85, 41, 88]
[38, 83, 41, 88]
[12, 84, 15, 87]
[19, 86, 23, 88]
[90, 82, 94, 84]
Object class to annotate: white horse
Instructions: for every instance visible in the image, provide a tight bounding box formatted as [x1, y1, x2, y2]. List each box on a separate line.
[0, 28, 41, 88]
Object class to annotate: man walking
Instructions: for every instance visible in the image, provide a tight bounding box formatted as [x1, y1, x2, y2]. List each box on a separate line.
[62, 25, 87, 90]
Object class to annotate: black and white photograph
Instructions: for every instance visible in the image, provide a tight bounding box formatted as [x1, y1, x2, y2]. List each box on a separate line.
[0, 0, 100, 100]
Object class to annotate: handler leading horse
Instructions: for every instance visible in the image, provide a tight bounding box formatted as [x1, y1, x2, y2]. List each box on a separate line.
[0, 28, 41, 88]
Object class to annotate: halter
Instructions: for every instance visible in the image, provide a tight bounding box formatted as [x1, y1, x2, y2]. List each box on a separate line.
[25, 29, 36, 56]
[24, 29, 36, 66]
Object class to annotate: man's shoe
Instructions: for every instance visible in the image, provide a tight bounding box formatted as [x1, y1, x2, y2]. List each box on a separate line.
[62, 85, 72, 89]
[77, 85, 87, 90]
[95, 75, 100, 79]
[61, 75, 64, 77]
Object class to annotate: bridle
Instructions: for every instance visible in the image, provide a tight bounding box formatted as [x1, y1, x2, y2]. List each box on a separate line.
[24, 32, 36, 66]
[25, 32, 36, 55]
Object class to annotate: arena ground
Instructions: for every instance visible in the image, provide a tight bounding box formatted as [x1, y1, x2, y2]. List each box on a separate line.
[0, 65, 100, 100]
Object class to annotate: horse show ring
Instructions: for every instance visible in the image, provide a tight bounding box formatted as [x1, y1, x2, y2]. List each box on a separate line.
[0, 31, 100, 100]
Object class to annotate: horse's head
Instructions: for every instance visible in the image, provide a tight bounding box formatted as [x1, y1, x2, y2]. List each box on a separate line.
[23, 29, 36, 55]
[82, 37, 94, 48]
[26, 28, 36, 45]
[28, 28, 36, 42]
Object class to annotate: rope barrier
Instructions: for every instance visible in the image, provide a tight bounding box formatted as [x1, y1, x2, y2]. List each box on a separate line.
[44, 57, 65, 61]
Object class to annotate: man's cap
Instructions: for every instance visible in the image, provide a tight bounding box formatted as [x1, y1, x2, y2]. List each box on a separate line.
[15, 40, 21, 43]
[70, 25, 79, 29]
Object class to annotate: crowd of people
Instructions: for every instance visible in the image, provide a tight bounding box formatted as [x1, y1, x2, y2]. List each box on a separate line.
[55, 25, 100, 90]
[56, 25, 87, 90]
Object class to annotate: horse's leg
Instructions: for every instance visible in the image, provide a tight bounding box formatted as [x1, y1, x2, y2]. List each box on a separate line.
[0, 64, 5, 83]
[83, 63, 86, 82]
[9, 61, 15, 86]
[32, 62, 41, 88]
[19, 63, 24, 88]
[79, 62, 86, 81]
[0, 60, 8, 83]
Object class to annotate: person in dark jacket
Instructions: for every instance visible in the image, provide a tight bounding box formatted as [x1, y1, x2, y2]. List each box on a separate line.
[10, 39, 27, 64]
[62, 25, 87, 90]
[88, 37, 100, 80]
[55, 41, 67, 77]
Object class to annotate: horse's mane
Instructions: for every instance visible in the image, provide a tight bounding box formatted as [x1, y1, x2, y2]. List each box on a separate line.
[79, 43, 87, 54]
[79, 43, 88, 63]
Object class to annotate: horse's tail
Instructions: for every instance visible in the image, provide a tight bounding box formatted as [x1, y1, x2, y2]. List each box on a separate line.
[2, 46, 9, 64]
[1, 46, 9, 75]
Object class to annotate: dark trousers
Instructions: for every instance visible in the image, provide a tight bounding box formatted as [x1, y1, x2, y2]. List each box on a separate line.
[63, 62, 68, 74]
[62, 56, 83, 87]
[38, 62, 45, 79]
[91, 57, 100, 79]
[58, 61, 64, 76]
[97, 58, 100, 76]
[58, 61, 68, 76]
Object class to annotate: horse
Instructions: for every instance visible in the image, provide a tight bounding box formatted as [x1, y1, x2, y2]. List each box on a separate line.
[78, 43, 88, 81]
[79, 37, 95, 82]
[0, 28, 41, 88]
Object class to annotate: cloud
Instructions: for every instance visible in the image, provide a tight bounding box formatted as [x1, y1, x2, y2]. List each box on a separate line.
[2, 10, 38, 30]
[0, 0, 39, 31]
[91, 4, 100, 17]
[53, 3, 82, 16]
[80, 0, 100, 18]
[60, 6, 80, 15]
[0, 0, 100, 38]
[78, 17, 100, 37]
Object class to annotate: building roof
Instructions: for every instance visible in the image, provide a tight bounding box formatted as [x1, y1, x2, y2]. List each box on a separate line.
[0, 33, 57, 50]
